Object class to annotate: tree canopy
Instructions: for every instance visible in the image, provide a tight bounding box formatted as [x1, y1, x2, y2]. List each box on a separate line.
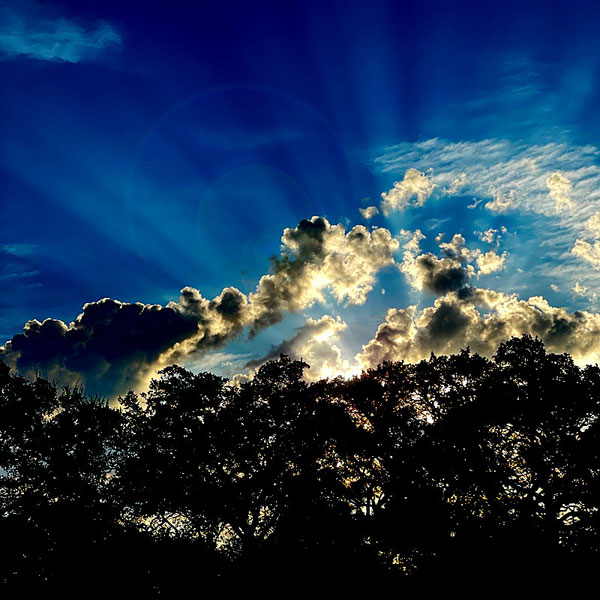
[1, 335, 599, 593]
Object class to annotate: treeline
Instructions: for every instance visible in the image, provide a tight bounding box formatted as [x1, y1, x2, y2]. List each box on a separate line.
[1, 335, 599, 593]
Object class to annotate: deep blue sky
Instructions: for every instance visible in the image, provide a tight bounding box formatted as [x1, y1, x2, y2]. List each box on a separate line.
[3, 0, 600, 393]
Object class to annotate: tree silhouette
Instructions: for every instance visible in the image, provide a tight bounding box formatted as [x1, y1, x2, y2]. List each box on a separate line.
[1, 335, 599, 591]
[0, 362, 150, 593]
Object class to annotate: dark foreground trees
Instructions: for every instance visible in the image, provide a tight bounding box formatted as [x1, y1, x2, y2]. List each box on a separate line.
[1, 335, 599, 593]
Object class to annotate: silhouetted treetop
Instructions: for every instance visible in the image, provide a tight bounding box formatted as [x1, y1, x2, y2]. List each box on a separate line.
[1, 335, 599, 592]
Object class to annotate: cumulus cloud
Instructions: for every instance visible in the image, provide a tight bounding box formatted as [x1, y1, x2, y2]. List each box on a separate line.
[399, 229, 470, 296]
[380, 168, 435, 215]
[399, 228, 426, 254]
[571, 239, 600, 270]
[157, 286, 252, 368]
[3, 203, 596, 395]
[438, 234, 475, 263]
[1, 217, 397, 394]
[444, 234, 507, 276]
[476, 250, 507, 275]
[0, 298, 200, 396]
[402, 250, 474, 297]
[357, 287, 600, 370]
[359, 206, 379, 220]
[477, 229, 498, 245]
[475, 227, 507, 247]
[546, 171, 573, 213]
[585, 212, 600, 236]
[0, 1, 121, 63]
[247, 217, 398, 334]
[484, 191, 515, 213]
[399, 230, 506, 297]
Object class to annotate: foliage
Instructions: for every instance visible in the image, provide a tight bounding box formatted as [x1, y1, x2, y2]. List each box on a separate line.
[1, 336, 599, 591]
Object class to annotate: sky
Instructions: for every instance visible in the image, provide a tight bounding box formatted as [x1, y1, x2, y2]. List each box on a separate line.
[3, 0, 600, 397]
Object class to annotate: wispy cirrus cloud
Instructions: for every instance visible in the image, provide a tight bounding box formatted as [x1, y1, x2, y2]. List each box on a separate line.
[0, 1, 121, 63]
[1, 243, 38, 256]
[372, 138, 600, 219]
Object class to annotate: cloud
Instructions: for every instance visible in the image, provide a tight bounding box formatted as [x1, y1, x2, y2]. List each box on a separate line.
[403, 252, 474, 297]
[585, 212, 600, 236]
[0, 244, 40, 286]
[371, 138, 600, 221]
[484, 191, 515, 213]
[440, 233, 507, 277]
[1, 243, 38, 256]
[475, 228, 506, 247]
[445, 173, 467, 195]
[157, 286, 252, 369]
[0, 2, 121, 63]
[1, 217, 397, 394]
[357, 287, 600, 370]
[245, 315, 355, 381]
[571, 206, 600, 271]
[425, 217, 451, 232]
[571, 239, 600, 270]
[181, 351, 252, 380]
[399, 230, 506, 297]
[546, 171, 573, 213]
[399, 228, 426, 254]
[371, 137, 600, 302]
[359, 206, 379, 220]
[399, 230, 470, 296]
[0, 298, 200, 396]
[438, 233, 475, 263]
[572, 282, 598, 302]
[247, 217, 398, 335]
[380, 168, 435, 215]
[476, 250, 507, 275]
